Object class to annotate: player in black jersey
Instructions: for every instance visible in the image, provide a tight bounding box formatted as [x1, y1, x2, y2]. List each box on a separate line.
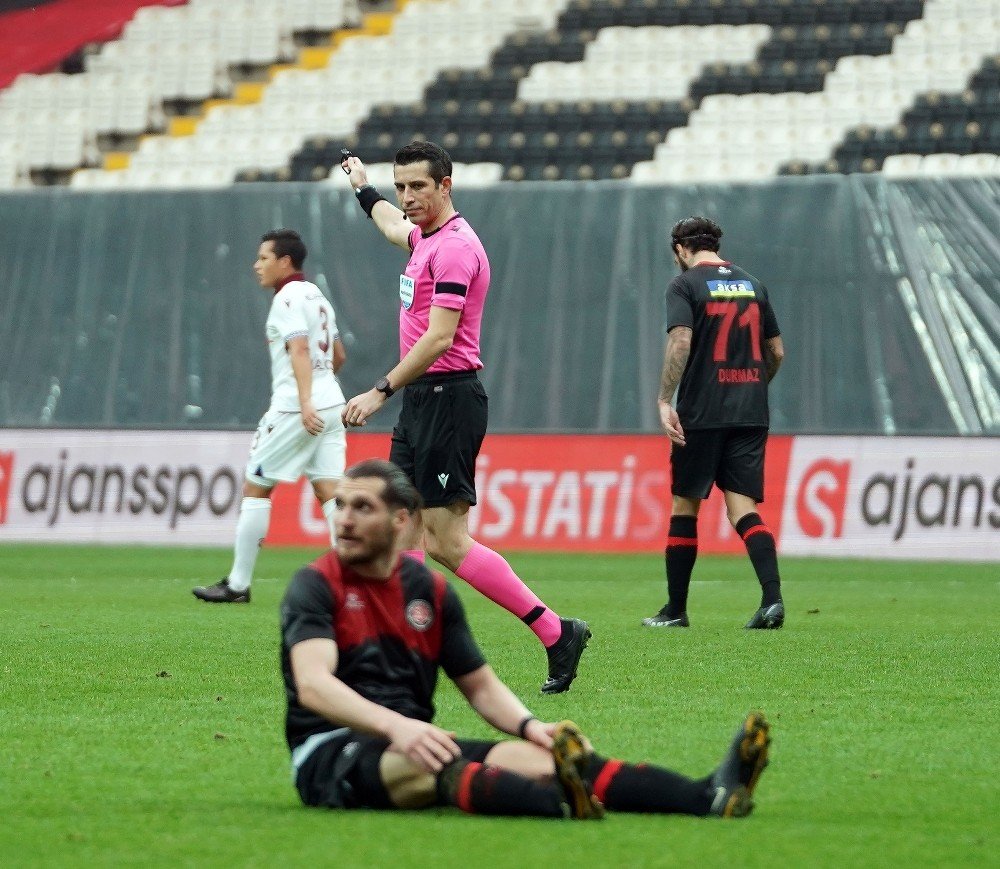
[282, 458, 773, 819]
[643, 217, 787, 631]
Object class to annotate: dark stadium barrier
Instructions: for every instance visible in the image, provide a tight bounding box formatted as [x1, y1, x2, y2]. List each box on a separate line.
[0, 175, 997, 436]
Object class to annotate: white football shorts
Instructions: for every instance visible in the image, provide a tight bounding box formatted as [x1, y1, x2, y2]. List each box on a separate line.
[245, 406, 346, 487]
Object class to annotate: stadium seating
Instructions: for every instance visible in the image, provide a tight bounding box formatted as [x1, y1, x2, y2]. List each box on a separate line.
[1, 0, 363, 186]
[786, 53, 1000, 174]
[0, 0, 185, 89]
[632, 0, 1000, 180]
[76, 0, 558, 188]
[882, 153, 1000, 178]
[299, 0, 1000, 182]
[1, 0, 998, 188]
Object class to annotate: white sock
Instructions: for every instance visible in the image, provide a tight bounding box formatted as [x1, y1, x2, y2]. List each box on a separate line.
[227, 497, 271, 591]
[321, 498, 337, 547]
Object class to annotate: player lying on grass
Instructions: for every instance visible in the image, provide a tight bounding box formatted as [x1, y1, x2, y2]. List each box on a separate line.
[281, 458, 772, 818]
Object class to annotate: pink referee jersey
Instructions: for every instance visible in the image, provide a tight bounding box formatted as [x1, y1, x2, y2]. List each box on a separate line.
[401, 214, 489, 373]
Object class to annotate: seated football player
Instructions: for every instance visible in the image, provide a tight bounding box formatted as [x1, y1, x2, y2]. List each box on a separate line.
[282, 458, 772, 819]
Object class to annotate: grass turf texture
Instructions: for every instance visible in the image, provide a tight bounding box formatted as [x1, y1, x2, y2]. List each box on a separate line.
[1, 545, 996, 868]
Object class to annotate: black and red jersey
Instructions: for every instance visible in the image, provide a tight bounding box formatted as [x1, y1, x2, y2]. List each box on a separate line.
[666, 261, 781, 429]
[280, 552, 486, 750]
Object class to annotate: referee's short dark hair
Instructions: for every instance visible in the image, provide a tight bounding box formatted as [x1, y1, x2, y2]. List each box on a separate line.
[395, 140, 453, 185]
[671, 217, 723, 253]
[345, 459, 423, 514]
[261, 228, 307, 268]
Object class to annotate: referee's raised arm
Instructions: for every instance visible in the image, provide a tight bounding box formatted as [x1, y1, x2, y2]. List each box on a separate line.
[341, 152, 414, 250]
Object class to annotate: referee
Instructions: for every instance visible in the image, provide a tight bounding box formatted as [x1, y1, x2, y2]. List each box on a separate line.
[340, 141, 590, 694]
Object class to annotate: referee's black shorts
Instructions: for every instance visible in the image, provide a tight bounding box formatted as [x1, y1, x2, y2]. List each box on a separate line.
[670, 426, 768, 502]
[294, 730, 498, 809]
[390, 370, 488, 509]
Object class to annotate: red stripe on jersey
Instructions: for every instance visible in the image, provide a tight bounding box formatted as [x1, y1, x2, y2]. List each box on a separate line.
[310, 552, 446, 659]
[312, 551, 347, 610]
[741, 524, 771, 541]
[457, 762, 482, 813]
[592, 759, 624, 804]
[667, 536, 698, 547]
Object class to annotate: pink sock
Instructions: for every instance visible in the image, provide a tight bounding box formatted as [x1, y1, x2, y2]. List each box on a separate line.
[402, 549, 426, 564]
[456, 542, 562, 647]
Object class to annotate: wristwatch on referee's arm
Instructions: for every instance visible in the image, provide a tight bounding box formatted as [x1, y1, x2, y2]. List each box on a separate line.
[374, 377, 395, 398]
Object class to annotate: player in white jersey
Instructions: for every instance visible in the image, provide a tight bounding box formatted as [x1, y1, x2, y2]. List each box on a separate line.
[194, 229, 347, 603]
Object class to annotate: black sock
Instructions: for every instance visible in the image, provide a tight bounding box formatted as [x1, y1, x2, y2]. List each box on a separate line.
[584, 754, 712, 816]
[436, 759, 565, 818]
[664, 515, 698, 615]
[735, 513, 782, 607]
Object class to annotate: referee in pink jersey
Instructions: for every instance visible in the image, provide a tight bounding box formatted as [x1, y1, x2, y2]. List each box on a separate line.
[341, 141, 589, 694]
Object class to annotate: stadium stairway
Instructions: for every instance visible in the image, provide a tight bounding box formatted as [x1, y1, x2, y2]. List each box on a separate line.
[72, 0, 569, 188]
[0, 0, 371, 188]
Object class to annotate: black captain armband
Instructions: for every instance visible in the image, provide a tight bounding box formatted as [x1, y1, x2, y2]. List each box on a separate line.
[355, 184, 387, 219]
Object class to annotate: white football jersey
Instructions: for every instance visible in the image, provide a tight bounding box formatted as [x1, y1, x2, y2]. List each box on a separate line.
[265, 278, 346, 412]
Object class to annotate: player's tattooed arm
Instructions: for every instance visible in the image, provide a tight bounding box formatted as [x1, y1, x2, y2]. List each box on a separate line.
[764, 335, 785, 383]
[658, 326, 692, 403]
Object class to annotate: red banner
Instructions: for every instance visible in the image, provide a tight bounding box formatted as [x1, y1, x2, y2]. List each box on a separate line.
[269, 433, 793, 553]
[1, 430, 994, 559]
[0, 450, 13, 526]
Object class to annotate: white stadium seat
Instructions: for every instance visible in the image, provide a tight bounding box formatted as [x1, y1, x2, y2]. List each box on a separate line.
[918, 153, 963, 174]
[881, 153, 925, 177]
[880, 151, 1000, 179]
[331, 161, 504, 189]
[629, 159, 697, 184]
[954, 153, 1000, 175]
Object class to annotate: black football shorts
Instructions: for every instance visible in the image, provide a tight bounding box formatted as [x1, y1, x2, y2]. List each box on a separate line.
[294, 730, 497, 809]
[390, 371, 488, 509]
[670, 426, 768, 502]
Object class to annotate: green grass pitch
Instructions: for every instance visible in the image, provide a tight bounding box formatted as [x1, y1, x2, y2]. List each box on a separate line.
[1, 544, 996, 868]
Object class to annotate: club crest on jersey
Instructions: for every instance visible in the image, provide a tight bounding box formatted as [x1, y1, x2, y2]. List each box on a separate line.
[406, 599, 434, 631]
